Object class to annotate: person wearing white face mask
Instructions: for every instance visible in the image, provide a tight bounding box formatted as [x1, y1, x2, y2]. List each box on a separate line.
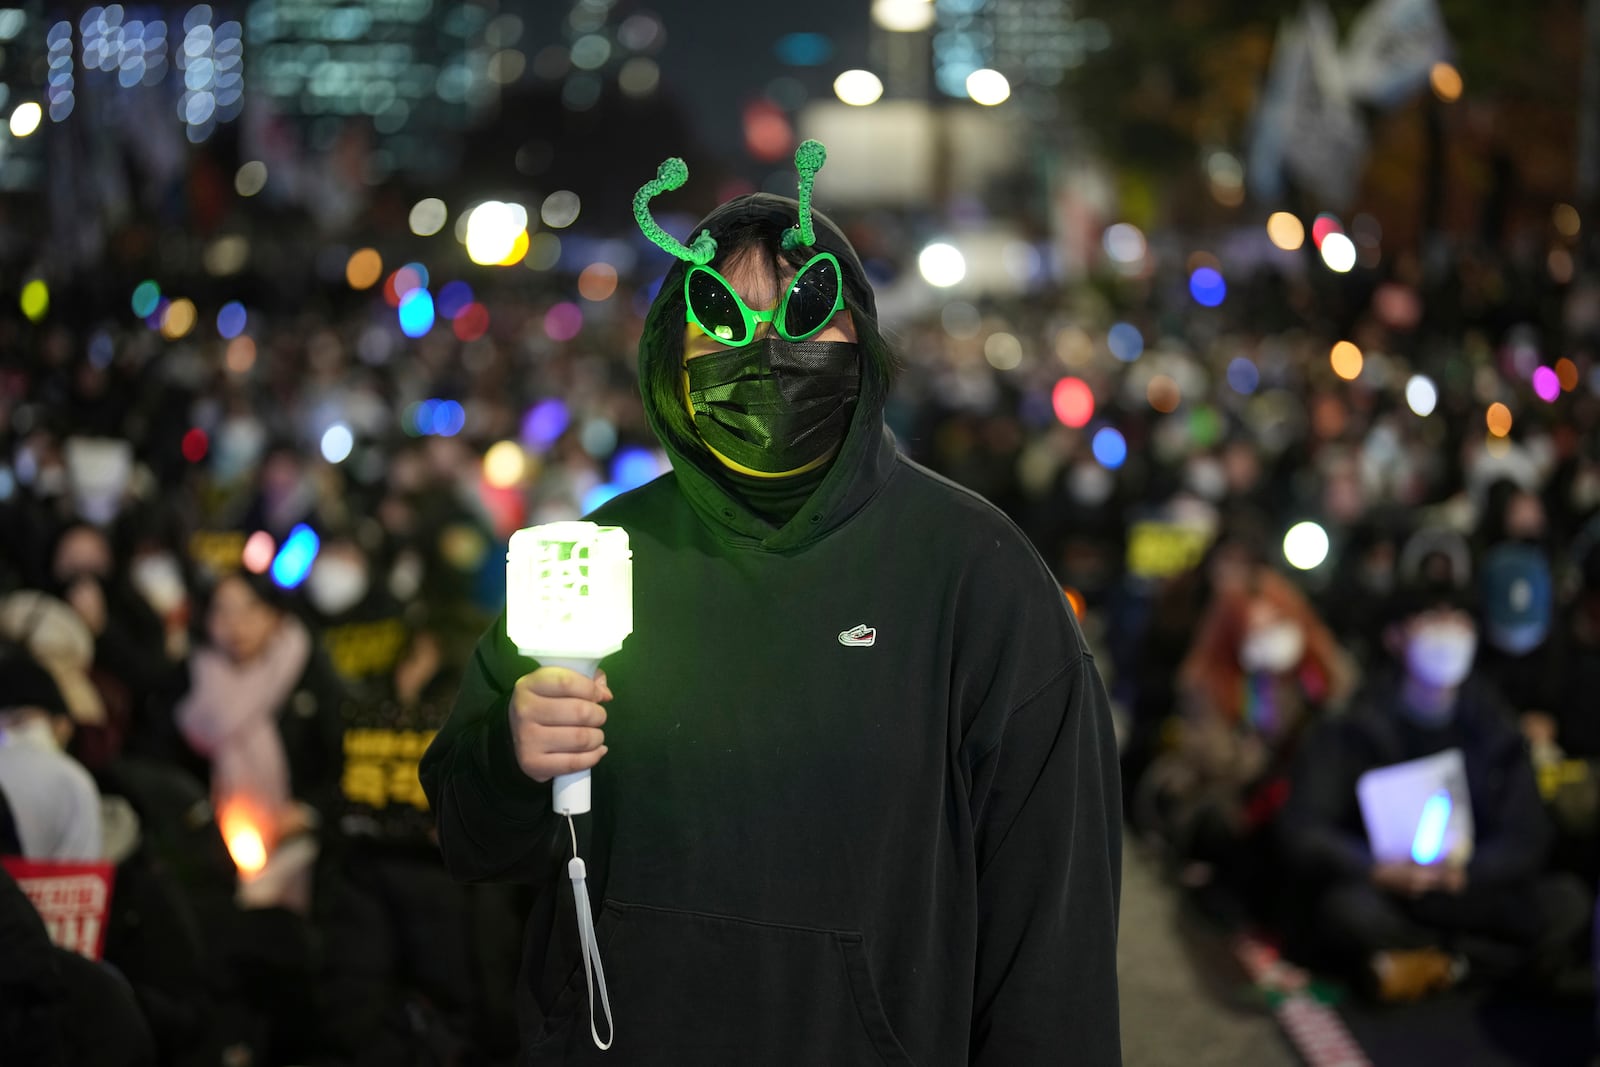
[305, 543, 372, 621]
[1281, 581, 1591, 1004]
[1141, 567, 1355, 930]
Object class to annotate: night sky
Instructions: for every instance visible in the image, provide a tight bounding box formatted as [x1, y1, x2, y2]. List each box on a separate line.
[518, 0, 876, 169]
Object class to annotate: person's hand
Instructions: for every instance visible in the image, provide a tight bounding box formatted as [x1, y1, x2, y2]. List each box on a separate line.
[1371, 861, 1420, 895]
[66, 575, 107, 636]
[1521, 711, 1558, 749]
[509, 667, 613, 784]
[1372, 861, 1463, 897]
[278, 802, 319, 840]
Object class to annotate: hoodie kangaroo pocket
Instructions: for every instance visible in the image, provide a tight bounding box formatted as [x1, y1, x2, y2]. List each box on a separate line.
[533, 898, 914, 1066]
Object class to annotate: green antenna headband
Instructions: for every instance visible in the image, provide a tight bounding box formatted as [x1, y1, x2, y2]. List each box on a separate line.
[781, 139, 827, 251]
[632, 139, 830, 264]
[632, 157, 718, 265]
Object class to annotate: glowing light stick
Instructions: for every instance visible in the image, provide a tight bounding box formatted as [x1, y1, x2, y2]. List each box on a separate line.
[507, 521, 633, 815]
[507, 521, 631, 1051]
[1410, 790, 1451, 865]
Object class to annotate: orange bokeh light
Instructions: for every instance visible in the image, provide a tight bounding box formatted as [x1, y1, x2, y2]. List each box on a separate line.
[578, 262, 619, 302]
[1147, 374, 1180, 413]
[1556, 358, 1580, 392]
[1486, 402, 1513, 437]
[1330, 341, 1364, 381]
[225, 336, 257, 374]
[346, 248, 383, 290]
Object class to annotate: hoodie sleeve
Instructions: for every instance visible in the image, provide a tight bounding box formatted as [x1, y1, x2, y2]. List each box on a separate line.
[418, 613, 566, 885]
[1465, 736, 1551, 887]
[966, 651, 1123, 1067]
[1280, 718, 1374, 883]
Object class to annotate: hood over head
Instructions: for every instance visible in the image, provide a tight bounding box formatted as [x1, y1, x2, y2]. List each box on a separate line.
[633, 193, 898, 550]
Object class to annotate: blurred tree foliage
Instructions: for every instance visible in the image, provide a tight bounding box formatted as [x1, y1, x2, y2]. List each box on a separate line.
[1069, 0, 1575, 182]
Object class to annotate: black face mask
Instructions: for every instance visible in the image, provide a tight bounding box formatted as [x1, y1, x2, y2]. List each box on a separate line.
[685, 338, 860, 475]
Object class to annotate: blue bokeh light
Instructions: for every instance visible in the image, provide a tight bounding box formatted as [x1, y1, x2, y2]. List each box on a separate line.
[402, 261, 430, 290]
[610, 446, 660, 491]
[582, 482, 624, 514]
[774, 32, 833, 66]
[1189, 267, 1226, 307]
[271, 524, 320, 589]
[437, 281, 473, 320]
[521, 398, 571, 450]
[399, 289, 435, 338]
[1091, 426, 1128, 469]
[1226, 357, 1260, 395]
[413, 399, 439, 436]
[1107, 322, 1144, 363]
[432, 400, 465, 437]
[217, 301, 247, 339]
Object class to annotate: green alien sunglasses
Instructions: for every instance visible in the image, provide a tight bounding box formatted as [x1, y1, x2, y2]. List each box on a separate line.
[683, 251, 846, 347]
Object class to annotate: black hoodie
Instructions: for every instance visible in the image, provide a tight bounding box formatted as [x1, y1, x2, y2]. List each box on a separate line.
[420, 199, 1122, 1066]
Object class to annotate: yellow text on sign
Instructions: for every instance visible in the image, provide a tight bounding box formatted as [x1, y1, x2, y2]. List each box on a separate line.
[1126, 522, 1214, 580]
[342, 728, 435, 810]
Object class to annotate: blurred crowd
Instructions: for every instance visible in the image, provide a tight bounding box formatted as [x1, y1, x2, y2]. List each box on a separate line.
[2, 181, 1599, 1062]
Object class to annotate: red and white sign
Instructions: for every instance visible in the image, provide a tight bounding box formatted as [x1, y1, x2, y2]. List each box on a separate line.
[1, 857, 116, 961]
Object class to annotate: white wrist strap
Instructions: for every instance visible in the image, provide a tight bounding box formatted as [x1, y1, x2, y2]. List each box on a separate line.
[567, 814, 613, 1051]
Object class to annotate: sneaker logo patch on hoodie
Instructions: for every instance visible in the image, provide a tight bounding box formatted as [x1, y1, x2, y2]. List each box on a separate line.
[838, 624, 876, 647]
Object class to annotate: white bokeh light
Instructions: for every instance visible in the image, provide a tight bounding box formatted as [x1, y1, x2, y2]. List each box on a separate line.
[465, 201, 522, 265]
[966, 68, 1011, 106]
[1405, 374, 1438, 417]
[320, 423, 354, 464]
[1320, 232, 1357, 273]
[1284, 521, 1331, 571]
[9, 101, 42, 137]
[1102, 223, 1146, 265]
[918, 242, 966, 287]
[833, 69, 884, 106]
[410, 197, 448, 236]
[872, 0, 935, 32]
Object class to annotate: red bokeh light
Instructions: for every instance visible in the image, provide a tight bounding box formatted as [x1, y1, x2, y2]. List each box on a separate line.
[181, 428, 208, 463]
[382, 267, 424, 309]
[1052, 377, 1095, 428]
[1310, 214, 1343, 250]
[453, 302, 490, 342]
[743, 99, 795, 163]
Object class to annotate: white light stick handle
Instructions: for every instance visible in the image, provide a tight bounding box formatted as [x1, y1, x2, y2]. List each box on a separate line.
[539, 655, 602, 815]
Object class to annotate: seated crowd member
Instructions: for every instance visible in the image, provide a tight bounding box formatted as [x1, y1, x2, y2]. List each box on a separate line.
[320, 617, 522, 1065]
[175, 570, 346, 915]
[0, 643, 103, 861]
[1281, 579, 1590, 1002]
[1144, 564, 1354, 927]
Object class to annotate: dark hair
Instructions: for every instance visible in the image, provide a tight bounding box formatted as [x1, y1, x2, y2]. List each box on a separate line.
[49, 519, 113, 571]
[637, 193, 899, 460]
[195, 568, 293, 636]
[1379, 578, 1478, 633]
[0, 641, 69, 719]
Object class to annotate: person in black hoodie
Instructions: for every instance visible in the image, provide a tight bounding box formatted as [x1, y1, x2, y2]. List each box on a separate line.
[1281, 579, 1589, 1002]
[420, 144, 1123, 1065]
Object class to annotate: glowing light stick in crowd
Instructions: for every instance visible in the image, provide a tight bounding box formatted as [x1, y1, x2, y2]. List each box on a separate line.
[1410, 789, 1452, 866]
[507, 522, 633, 812]
[507, 521, 633, 1050]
